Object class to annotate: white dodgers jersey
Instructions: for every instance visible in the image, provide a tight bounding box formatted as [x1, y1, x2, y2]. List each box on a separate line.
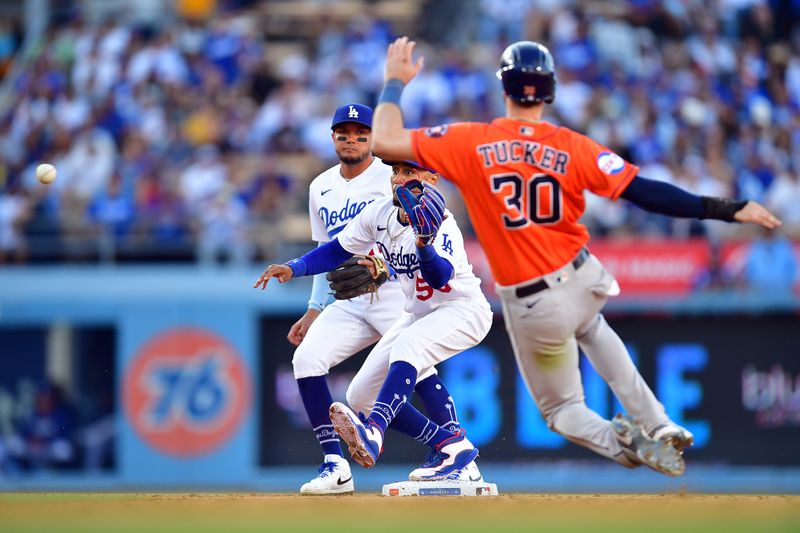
[309, 157, 392, 243]
[338, 196, 488, 315]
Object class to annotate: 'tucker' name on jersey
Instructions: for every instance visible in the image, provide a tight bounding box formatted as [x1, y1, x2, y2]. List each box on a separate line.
[476, 141, 570, 174]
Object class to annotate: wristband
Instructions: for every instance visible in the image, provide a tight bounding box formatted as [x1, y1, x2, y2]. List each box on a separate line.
[378, 78, 405, 106]
[286, 258, 307, 277]
[700, 197, 748, 222]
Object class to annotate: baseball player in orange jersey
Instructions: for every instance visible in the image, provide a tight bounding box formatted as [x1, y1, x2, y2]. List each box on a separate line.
[370, 37, 782, 476]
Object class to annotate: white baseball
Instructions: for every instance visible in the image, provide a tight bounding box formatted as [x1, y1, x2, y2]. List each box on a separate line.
[36, 163, 57, 184]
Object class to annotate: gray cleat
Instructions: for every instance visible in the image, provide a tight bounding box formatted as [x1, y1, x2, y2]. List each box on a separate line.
[650, 422, 694, 455]
[613, 413, 686, 477]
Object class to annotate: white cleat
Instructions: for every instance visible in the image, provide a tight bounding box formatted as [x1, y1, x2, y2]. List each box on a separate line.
[442, 460, 483, 482]
[409, 449, 484, 482]
[408, 429, 479, 481]
[300, 454, 354, 495]
[650, 421, 694, 454]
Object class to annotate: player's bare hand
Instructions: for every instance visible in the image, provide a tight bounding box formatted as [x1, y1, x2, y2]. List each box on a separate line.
[385, 36, 424, 84]
[287, 308, 321, 346]
[734, 201, 782, 229]
[253, 264, 294, 290]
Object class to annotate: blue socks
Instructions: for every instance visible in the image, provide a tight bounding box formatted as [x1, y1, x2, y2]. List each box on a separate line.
[415, 374, 460, 433]
[371, 361, 453, 449]
[368, 361, 418, 433]
[296, 376, 343, 457]
[390, 402, 451, 448]
[299, 366, 460, 458]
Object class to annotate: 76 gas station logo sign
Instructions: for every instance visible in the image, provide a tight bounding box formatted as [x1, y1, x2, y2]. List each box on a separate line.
[124, 328, 251, 457]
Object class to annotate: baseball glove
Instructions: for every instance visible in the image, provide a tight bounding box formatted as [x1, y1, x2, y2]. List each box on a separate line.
[395, 180, 445, 246]
[326, 255, 391, 300]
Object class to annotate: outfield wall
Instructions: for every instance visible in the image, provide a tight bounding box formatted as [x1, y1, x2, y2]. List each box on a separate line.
[0, 265, 798, 492]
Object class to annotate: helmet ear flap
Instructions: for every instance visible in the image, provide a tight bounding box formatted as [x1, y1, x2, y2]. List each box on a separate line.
[500, 68, 556, 104]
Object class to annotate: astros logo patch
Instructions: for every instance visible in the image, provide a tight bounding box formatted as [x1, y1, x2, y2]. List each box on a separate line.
[596, 151, 625, 175]
[124, 327, 251, 457]
[424, 124, 448, 138]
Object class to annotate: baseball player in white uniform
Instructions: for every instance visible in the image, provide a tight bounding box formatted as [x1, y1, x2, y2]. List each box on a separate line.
[256, 159, 492, 481]
[282, 104, 480, 494]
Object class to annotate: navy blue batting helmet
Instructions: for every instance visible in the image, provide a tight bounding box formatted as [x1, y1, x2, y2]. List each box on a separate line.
[496, 41, 556, 104]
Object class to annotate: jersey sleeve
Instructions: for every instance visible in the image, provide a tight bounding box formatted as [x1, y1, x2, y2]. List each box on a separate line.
[411, 122, 478, 187]
[432, 212, 465, 264]
[336, 203, 376, 255]
[572, 133, 639, 200]
[308, 186, 328, 242]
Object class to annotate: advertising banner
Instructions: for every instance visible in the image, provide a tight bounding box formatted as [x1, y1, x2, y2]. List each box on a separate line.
[464, 238, 800, 297]
[259, 314, 800, 466]
[119, 305, 257, 483]
[588, 239, 711, 294]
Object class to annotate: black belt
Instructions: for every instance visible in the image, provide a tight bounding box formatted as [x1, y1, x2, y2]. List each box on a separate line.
[515, 247, 590, 298]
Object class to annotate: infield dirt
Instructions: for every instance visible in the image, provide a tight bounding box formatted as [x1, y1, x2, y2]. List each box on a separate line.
[1, 493, 798, 532]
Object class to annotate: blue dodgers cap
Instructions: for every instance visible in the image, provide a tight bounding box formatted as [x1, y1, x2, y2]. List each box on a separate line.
[331, 104, 373, 129]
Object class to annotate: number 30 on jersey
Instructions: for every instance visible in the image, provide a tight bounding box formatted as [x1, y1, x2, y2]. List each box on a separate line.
[491, 172, 562, 228]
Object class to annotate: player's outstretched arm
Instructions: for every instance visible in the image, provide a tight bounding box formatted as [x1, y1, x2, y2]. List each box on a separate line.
[253, 238, 354, 291]
[372, 36, 423, 162]
[619, 176, 782, 228]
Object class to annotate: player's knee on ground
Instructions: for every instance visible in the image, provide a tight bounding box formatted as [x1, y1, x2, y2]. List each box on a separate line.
[291, 343, 331, 379]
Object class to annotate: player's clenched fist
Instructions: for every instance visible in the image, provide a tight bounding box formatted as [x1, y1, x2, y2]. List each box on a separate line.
[253, 263, 294, 290]
[384, 36, 424, 84]
[396, 181, 445, 247]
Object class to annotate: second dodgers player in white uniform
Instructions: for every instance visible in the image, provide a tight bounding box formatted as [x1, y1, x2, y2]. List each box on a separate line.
[283, 104, 482, 494]
[256, 159, 492, 480]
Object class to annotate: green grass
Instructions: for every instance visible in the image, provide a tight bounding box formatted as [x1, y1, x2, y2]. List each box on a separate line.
[0, 493, 798, 533]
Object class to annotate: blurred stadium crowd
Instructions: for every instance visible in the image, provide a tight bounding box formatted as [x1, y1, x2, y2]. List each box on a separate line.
[0, 0, 799, 266]
[0, 378, 115, 475]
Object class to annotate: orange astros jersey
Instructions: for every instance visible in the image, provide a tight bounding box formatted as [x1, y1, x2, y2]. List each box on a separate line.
[411, 119, 639, 286]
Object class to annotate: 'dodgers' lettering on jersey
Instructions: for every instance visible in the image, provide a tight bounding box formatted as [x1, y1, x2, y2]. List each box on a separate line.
[318, 197, 375, 231]
[476, 141, 570, 175]
[376, 241, 419, 278]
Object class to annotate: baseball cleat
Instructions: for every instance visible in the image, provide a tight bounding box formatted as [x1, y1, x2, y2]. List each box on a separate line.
[300, 454, 354, 495]
[329, 402, 383, 468]
[409, 448, 440, 480]
[650, 421, 694, 454]
[408, 429, 479, 481]
[613, 413, 685, 477]
[442, 460, 483, 482]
